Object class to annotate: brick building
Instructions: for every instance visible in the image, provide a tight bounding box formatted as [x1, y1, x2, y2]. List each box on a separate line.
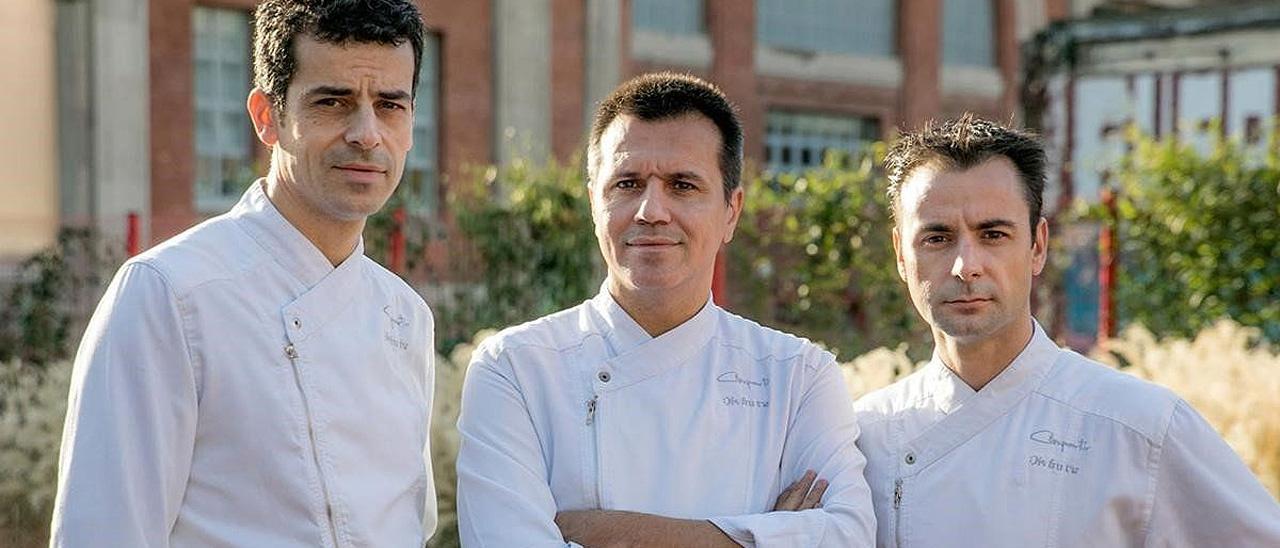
[6, 0, 1093, 262]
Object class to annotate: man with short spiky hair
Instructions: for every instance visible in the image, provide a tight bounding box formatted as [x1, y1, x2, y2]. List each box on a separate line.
[856, 115, 1280, 546]
[455, 72, 875, 546]
[51, 1, 437, 545]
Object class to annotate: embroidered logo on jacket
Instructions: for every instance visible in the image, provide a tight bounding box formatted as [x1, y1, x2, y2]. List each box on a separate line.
[383, 305, 409, 327]
[1029, 429, 1091, 453]
[383, 305, 409, 351]
[716, 371, 769, 388]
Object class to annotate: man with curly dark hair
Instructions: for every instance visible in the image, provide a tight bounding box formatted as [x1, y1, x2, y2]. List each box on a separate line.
[51, 1, 437, 545]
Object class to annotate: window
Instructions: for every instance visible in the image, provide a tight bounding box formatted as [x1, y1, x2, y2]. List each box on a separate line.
[942, 0, 995, 67]
[757, 0, 895, 56]
[194, 7, 254, 212]
[632, 0, 704, 35]
[765, 111, 878, 173]
[401, 33, 441, 216]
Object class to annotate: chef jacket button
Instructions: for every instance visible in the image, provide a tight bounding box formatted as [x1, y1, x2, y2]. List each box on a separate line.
[597, 371, 611, 383]
[292, 317, 302, 329]
[905, 452, 916, 465]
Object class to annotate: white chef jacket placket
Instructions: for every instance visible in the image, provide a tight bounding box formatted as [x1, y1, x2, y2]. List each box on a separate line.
[278, 243, 365, 548]
[583, 299, 718, 512]
[889, 339, 1060, 547]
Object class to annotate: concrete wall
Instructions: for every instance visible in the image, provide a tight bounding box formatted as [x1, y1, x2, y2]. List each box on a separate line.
[0, 0, 59, 258]
[93, 0, 151, 246]
[494, 0, 552, 164]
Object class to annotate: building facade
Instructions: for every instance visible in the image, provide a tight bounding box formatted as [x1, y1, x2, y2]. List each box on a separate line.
[1026, 1, 1280, 348]
[8, 0, 1067, 256]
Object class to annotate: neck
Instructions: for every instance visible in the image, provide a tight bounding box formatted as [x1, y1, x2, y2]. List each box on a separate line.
[263, 174, 364, 266]
[608, 278, 710, 337]
[933, 316, 1035, 391]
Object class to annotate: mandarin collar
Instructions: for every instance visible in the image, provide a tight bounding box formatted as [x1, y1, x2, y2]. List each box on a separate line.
[587, 282, 720, 389]
[230, 179, 365, 289]
[589, 281, 653, 356]
[924, 320, 1060, 413]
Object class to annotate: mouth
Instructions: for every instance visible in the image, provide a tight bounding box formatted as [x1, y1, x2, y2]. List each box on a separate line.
[943, 297, 994, 307]
[625, 237, 681, 247]
[333, 164, 387, 184]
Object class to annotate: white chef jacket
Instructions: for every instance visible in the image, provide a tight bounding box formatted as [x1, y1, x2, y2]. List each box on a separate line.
[51, 180, 437, 547]
[455, 286, 876, 547]
[854, 320, 1280, 547]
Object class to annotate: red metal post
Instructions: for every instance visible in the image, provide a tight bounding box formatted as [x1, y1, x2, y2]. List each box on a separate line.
[126, 212, 140, 257]
[1098, 186, 1117, 341]
[389, 207, 406, 274]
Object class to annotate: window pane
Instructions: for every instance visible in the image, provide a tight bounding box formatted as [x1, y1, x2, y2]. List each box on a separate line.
[404, 33, 441, 216]
[193, 6, 253, 211]
[765, 110, 878, 173]
[942, 0, 995, 66]
[757, 0, 894, 56]
[632, 0, 704, 35]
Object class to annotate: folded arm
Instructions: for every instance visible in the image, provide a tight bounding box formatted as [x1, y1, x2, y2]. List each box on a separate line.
[555, 470, 829, 547]
[706, 354, 876, 547]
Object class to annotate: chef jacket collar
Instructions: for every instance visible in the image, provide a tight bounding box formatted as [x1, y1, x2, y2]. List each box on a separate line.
[230, 179, 365, 290]
[590, 281, 652, 356]
[903, 319, 1062, 470]
[924, 319, 1059, 413]
[588, 281, 719, 390]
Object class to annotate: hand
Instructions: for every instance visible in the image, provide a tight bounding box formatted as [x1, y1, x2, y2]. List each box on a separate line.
[772, 469, 828, 511]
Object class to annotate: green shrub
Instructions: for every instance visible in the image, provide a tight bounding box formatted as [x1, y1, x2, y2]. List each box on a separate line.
[0, 228, 115, 368]
[435, 158, 603, 351]
[728, 150, 928, 359]
[1083, 128, 1280, 343]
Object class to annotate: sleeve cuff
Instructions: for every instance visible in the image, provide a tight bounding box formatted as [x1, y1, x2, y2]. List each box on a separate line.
[707, 516, 754, 547]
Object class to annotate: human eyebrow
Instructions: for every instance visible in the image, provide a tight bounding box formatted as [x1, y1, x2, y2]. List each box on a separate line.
[302, 85, 354, 99]
[666, 171, 707, 183]
[920, 222, 955, 233]
[975, 219, 1017, 231]
[377, 90, 411, 102]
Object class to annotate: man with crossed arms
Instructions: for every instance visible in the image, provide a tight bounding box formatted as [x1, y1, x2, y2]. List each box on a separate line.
[456, 72, 875, 546]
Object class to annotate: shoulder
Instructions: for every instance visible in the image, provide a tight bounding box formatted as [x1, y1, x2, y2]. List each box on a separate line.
[1035, 350, 1182, 443]
[359, 256, 433, 325]
[130, 213, 262, 297]
[471, 300, 595, 366]
[852, 365, 932, 416]
[711, 308, 835, 371]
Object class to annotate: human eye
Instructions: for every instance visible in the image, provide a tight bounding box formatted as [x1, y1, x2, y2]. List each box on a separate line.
[378, 100, 408, 112]
[614, 179, 640, 190]
[672, 179, 698, 192]
[313, 97, 343, 108]
[921, 234, 950, 246]
[982, 230, 1011, 241]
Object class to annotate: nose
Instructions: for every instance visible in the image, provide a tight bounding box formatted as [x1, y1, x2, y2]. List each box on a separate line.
[634, 180, 672, 225]
[950, 237, 986, 282]
[344, 104, 382, 150]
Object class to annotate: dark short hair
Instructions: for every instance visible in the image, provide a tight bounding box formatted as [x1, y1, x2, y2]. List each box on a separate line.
[885, 114, 1047, 235]
[588, 72, 743, 204]
[252, 0, 425, 108]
